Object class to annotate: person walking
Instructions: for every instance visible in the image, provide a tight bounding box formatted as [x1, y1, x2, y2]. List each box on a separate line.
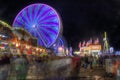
[71, 55, 81, 77]
[14, 54, 29, 80]
[84, 54, 88, 69]
[88, 55, 93, 70]
[117, 65, 120, 80]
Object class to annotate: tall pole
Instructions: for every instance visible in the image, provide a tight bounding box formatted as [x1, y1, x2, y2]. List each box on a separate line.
[103, 32, 109, 53]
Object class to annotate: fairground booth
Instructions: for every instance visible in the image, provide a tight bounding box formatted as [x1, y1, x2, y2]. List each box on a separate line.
[89, 44, 102, 56]
[0, 20, 15, 54]
[12, 27, 47, 55]
[0, 19, 47, 56]
[80, 44, 102, 57]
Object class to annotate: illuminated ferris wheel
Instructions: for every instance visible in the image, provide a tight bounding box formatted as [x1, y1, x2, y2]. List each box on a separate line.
[12, 3, 62, 48]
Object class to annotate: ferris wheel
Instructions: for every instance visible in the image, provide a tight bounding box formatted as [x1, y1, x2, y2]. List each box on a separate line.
[53, 37, 67, 48]
[12, 3, 62, 48]
[52, 36, 68, 54]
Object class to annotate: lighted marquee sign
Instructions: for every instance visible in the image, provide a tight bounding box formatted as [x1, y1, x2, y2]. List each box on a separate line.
[89, 45, 101, 50]
[80, 47, 90, 53]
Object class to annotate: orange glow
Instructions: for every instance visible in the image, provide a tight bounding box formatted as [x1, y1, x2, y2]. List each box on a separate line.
[89, 45, 101, 50]
[58, 47, 63, 51]
[26, 45, 30, 49]
[40, 49, 42, 52]
[36, 48, 39, 51]
[81, 47, 90, 50]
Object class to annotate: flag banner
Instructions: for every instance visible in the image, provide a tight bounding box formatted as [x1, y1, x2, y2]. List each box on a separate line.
[86, 38, 92, 46]
[82, 41, 85, 47]
[78, 42, 81, 48]
[86, 41, 89, 46]
[89, 38, 92, 44]
[94, 38, 99, 44]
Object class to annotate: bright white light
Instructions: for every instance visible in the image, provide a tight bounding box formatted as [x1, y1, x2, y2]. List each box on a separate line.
[58, 47, 63, 51]
[32, 24, 36, 28]
[74, 51, 80, 54]
[53, 44, 56, 46]
[16, 43, 19, 47]
[2, 35, 5, 37]
[110, 47, 114, 53]
[103, 38, 106, 41]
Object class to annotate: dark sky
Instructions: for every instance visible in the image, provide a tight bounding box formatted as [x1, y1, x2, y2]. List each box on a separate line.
[0, 0, 120, 50]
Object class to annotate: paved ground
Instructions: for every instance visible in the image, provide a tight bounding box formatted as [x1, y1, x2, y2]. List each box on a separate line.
[78, 66, 116, 80]
[26, 65, 116, 80]
[0, 62, 117, 80]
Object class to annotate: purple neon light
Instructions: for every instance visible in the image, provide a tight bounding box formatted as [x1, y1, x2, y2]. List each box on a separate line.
[12, 3, 61, 47]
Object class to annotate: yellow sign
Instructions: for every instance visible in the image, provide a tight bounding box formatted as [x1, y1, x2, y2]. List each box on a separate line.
[89, 45, 101, 50]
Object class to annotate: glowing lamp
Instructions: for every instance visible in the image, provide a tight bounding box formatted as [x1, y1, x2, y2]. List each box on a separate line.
[26, 45, 30, 49]
[32, 24, 36, 28]
[16, 43, 19, 47]
[58, 47, 63, 51]
[40, 49, 42, 52]
[36, 48, 39, 51]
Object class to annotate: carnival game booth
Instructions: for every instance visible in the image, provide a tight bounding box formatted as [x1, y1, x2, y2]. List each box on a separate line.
[89, 44, 102, 56]
[12, 27, 37, 54]
[0, 20, 15, 41]
[80, 44, 102, 57]
[80, 47, 90, 56]
[12, 27, 48, 56]
[0, 20, 15, 54]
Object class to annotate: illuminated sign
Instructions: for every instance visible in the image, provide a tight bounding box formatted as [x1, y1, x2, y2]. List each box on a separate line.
[80, 47, 90, 53]
[89, 45, 101, 50]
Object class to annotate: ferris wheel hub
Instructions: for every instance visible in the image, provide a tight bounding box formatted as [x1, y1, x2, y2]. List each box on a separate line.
[32, 24, 36, 28]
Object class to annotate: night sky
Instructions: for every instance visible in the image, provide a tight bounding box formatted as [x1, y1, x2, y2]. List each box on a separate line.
[0, 0, 120, 50]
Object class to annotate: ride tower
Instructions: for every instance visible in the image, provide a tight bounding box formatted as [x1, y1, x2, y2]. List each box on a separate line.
[103, 32, 109, 54]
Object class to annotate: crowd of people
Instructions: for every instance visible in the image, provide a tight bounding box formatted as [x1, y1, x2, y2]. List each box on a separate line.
[81, 54, 104, 69]
[71, 54, 104, 76]
[0, 52, 120, 79]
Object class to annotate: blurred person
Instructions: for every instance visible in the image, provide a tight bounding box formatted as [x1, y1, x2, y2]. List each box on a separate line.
[113, 59, 120, 77]
[71, 54, 81, 77]
[9, 53, 29, 80]
[16, 54, 29, 80]
[98, 56, 103, 67]
[88, 54, 93, 70]
[117, 65, 120, 80]
[93, 56, 98, 67]
[83, 54, 88, 69]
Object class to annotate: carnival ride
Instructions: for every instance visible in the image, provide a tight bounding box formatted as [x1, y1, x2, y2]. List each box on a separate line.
[52, 36, 68, 55]
[103, 32, 109, 53]
[12, 3, 62, 48]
